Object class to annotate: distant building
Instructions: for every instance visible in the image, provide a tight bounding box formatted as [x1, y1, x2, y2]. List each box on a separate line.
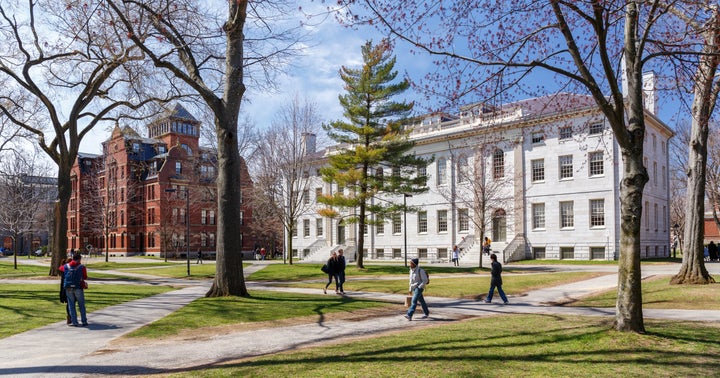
[67, 104, 254, 257]
[0, 175, 56, 255]
[292, 92, 673, 263]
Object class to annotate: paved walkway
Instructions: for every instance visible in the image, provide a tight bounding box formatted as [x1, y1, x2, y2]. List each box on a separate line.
[0, 261, 718, 377]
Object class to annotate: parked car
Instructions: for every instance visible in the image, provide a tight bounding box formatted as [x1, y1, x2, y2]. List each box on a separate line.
[34, 249, 43, 257]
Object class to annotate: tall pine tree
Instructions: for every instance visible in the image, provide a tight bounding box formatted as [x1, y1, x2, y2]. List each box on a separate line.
[319, 40, 430, 268]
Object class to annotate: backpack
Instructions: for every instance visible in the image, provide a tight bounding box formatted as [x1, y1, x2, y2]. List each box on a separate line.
[420, 267, 429, 285]
[63, 263, 83, 288]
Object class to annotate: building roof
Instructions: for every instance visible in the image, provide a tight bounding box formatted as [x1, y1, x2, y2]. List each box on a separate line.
[511, 92, 597, 118]
[165, 103, 198, 122]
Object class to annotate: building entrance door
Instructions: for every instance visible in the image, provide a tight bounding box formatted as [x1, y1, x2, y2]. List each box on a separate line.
[337, 224, 345, 245]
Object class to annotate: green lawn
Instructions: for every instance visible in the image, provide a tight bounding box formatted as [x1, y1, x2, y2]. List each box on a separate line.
[0, 260, 50, 278]
[280, 272, 604, 299]
[0, 284, 175, 338]
[248, 263, 484, 281]
[83, 261, 179, 270]
[129, 291, 393, 338]
[572, 274, 720, 310]
[168, 314, 720, 377]
[119, 264, 218, 279]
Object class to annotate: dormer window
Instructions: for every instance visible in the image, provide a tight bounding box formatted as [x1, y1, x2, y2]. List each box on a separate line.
[532, 132, 544, 144]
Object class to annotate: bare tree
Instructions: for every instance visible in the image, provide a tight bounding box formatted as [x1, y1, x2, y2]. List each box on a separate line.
[337, 0, 716, 333]
[0, 150, 50, 269]
[104, 0, 306, 296]
[0, 1, 174, 275]
[670, 6, 720, 285]
[250, 95, 322, 264]
[440, 135, 515, 268]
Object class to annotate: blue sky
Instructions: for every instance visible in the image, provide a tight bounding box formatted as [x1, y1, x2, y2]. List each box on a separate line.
[77, 2, 688, 156]
[80, 3, 429, 155]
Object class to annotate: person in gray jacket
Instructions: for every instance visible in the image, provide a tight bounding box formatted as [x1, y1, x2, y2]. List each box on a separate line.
[404, 258, 429, 321]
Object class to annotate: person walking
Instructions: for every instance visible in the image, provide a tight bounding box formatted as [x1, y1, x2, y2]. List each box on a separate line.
[452, 245, 460, 266]
[58, 258, 71, 325]
[336, 249, 346, 294]
[483, 253, 508, 304]
[323, 251, 339, 294]
[60, 253, 88, 326]
[708, 241, 718, 262]
[482, 237, 492, 255]
[196, 250, 203, 264]
[404, 258, 429, 321]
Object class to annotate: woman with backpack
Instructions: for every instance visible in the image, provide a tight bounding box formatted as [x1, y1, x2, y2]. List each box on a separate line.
[59, 253, 88, 327]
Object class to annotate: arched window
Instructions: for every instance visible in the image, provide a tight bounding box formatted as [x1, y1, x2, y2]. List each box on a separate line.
[493, 149, 504, 179]
[492, 209, 507, 242]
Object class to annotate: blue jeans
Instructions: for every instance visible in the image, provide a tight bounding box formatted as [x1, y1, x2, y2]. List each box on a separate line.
[406, 287, 428, 318]
[66, 287, 87, 325]
[486, 284, 508, 303]
[336, 271, 345, 292]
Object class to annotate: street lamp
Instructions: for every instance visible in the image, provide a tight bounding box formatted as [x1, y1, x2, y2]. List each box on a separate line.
[403, 193, 412, 267]
[165, 187, 191, 276]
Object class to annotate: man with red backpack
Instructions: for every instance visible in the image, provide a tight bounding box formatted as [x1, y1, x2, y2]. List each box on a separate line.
[59, 253, 88, 327]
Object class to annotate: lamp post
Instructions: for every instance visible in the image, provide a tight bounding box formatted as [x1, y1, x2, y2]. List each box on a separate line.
[165, 187, 191, 276]
[403, 193, 412, 267]
[672, 223, 679, 259]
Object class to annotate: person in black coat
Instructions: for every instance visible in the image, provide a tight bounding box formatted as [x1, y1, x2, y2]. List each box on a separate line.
[323, 251, 339, 294]
[336, 249, 346, 294]
[708, 241, 718, 262]
[483, 254, 509, 304]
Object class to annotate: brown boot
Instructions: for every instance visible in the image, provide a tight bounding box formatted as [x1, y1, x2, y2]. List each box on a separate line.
[66, 315, 71, 325]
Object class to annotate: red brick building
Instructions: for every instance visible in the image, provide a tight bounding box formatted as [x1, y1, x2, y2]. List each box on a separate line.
[67, 104, 254, 257]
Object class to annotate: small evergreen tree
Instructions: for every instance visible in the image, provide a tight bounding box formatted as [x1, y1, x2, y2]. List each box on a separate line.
[319, 40, 430, 268]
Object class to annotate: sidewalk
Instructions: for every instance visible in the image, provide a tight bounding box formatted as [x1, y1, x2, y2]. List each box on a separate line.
[0, 263, 718, 377]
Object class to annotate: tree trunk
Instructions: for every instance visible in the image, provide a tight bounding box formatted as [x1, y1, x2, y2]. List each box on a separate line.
[615, 154, 646, 333]
[287, 222, 294, 265]
[208, 114, 248, 297]
[356, 201, 366, 269]
[207, 1, 249, 297]
[49, 165, 72, 276]
[613, 52, 647, 332]
[671, 19, 717, 285]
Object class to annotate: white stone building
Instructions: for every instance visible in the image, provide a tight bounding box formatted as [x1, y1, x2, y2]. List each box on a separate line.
[292, 91, 672, 264]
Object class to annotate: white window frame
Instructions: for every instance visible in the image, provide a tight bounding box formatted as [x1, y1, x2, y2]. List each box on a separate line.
[590, 199, 605, 227]
[559, 155, 573, 180]
[589, 151, 604, 176]
[531, 159, 545, 182]
[532, 203, 545, 230]
[418, 211, 428, 233]
[437, 210, 448, 233]
[560, 201, 574, 229]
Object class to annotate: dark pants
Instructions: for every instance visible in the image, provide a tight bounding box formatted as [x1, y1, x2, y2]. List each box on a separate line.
[336, 271, 345, 292]
[325, 274, 336, 290]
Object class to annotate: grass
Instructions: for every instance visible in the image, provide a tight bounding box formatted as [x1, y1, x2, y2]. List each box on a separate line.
[248, 263, 483, 281]
[128, 291, 393, 338]
[281, 272, 604, 299]
[168, 314, 720, 377]
[83, 261, 179, 270]
[120, 264, 218, 279]
[0, 284, 175, 338]
[572, 274, 720, 310]
[0, 260, 50, 278]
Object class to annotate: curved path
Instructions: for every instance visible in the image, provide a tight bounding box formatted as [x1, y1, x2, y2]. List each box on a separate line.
[0, 261, 718, 377]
